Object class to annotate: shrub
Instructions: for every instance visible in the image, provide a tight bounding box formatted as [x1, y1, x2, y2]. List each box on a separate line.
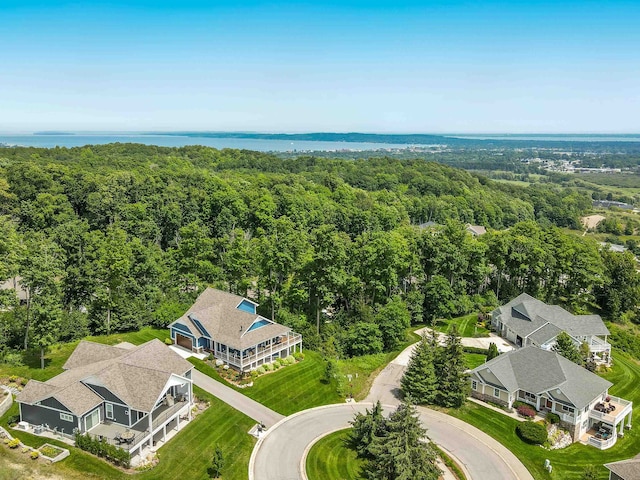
[22, 446, 30, 453]
[293, 352, 304, 361]
[516, 405, 536, 419]
[164, 338, 173, 345]
[8, 438, 20, 448]
[2, 353, 24, 367]
[9, 375, 17, 382]
[463, 346, 490, 355]
[284, 355, 295, 365]
[263, 363, 273, 372]
[516, 421, 547, 445]
[30, 450, 39, 459]
[546, 412, 560, 425]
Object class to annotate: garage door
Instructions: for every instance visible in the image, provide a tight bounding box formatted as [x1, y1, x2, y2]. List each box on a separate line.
[176, 333, 193, 350]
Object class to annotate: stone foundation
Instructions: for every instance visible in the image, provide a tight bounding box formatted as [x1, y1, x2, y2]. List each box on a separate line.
[471, 391, 509, 408]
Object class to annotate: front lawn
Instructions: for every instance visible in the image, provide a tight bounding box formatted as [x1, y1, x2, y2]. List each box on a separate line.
[463, 353, 487, 370]
[190, 351, 342, 416]
[434, 314, 489, 338]
[448, 350, 640, 479]
[306, 429, 363, 480]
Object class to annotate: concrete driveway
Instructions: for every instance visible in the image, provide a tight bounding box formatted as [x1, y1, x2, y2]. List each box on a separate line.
[192, 370, 284, 428]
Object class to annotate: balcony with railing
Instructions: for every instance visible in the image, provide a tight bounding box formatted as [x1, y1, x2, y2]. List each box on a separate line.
[88, 399, 188, 451]
[588, 336, 611, 353]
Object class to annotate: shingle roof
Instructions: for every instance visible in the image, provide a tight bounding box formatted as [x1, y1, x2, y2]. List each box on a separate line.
[63, 341, 130, 370]
[170, 288, 292, 350]
[18, 339, 192, 416]
[605, 455, 640, 480]
[470, 347, 612, 410]
[492, 293, 609, 343]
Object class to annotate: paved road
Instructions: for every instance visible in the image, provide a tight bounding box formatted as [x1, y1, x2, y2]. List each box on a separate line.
[250, 403, 533, 480]
[250, 336, 534, 480]
[192, 370, 284, 427]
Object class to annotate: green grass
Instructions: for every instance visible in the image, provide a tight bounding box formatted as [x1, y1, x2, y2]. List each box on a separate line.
[190, 351, 342, 416]
[0, 387, 255, 480]
[190, 327, 422, 411]
[448, 350, 640, 480]
[306, 429, 363, 480]
[434, 314, 489, 338]
[463, 353, 487, 370]
[338, 327, 422, 401]
[0, 327, 169, 382]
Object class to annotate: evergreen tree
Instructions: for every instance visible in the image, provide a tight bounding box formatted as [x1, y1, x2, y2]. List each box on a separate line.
[349, 401, 388, 459]
[364, 401, 440, 480]
[553, 332, 583, 365]
[486, 342, 499, 361]
[210, 445, 224, 479]
[436, 325, 468, 408]
[401, 333, 438, 404]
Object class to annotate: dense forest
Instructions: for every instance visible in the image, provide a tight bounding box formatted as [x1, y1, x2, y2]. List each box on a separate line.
[0, 144, 638, 364]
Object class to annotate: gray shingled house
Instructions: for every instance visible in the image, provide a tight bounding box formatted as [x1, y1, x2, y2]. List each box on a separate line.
[469, 347, 633, 449]
[17, 339, 193, 459]
[491, 293, 611, 364]
[168, 288, 302, 371]
[605, 454, 640, 480]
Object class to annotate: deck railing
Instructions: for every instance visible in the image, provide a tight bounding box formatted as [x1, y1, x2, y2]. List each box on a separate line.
[588, 433, 616, 450]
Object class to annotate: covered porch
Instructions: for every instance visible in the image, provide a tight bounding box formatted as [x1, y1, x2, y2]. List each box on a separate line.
[214, 331, 303, 370]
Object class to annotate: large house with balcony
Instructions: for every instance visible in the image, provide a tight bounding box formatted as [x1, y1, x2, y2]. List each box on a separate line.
[17, 339, 193, 461]
[469, 347, 633, 449]
[169, 288, 302, 371]
[491, 293, 611, 365]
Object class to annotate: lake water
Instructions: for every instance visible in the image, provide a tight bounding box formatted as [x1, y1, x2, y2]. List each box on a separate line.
[451, 134, 640, 142]
[0, 134, 410, 152]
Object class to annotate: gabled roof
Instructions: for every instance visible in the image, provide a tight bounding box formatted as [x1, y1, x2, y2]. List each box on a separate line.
[18, 339, 192, 416]
[492, 293, 609, 344]
[605, 454, 640, 480]
[169, 288, 291, 350]
[466, 224, 487, 236]
[470, 347, 611, 410]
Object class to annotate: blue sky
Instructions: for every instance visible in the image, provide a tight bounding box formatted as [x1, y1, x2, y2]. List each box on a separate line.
[1, 1, 639, 133]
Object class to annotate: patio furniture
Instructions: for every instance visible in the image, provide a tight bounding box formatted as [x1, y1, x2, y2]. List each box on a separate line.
[120, 431, 135, 444]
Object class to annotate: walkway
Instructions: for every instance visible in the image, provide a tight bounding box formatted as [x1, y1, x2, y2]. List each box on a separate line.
[192, 370, 284, 428]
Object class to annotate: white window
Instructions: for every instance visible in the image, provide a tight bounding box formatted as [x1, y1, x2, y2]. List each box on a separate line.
[494, 388, 500, 398]
[105, 403, 114, 420]
[561, 405, 574, 414]
[60, 413, 73, 422]
[471, 381, 477, 390]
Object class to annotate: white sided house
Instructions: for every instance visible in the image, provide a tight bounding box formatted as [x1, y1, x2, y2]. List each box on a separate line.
[491, 293, 611, 365]
[17, 340, 193, 461]
[469, 347, 632, 449]
[169, 288, 302, 371]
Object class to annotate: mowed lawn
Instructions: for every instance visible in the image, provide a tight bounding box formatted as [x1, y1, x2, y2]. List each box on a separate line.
[0, 388, 255, 480]
[190, 350, 342, 416]
[448, 350, 640, 480]
[0, 327, 169, 382]
[306, 429, 363, 480]
[434, 314, 489, 338]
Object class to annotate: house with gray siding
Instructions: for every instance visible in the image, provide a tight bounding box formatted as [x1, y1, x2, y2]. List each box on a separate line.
[469, 347, 632, 449]
[17, 339, 193, 460]
[491, 293, 612, 364]
[605, 454, 640, 480]
[169, 288, 302, 371]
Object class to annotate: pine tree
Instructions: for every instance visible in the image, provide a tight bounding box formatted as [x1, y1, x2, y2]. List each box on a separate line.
[486, 342, 499, 361]
[349, 401, 388, 459]
[401, 334, 438, 404]
[364, 401, 440, 480]
[210, 445, 224, 479]
[553, 332, 583, 365]
[436, 325, 468, 408]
